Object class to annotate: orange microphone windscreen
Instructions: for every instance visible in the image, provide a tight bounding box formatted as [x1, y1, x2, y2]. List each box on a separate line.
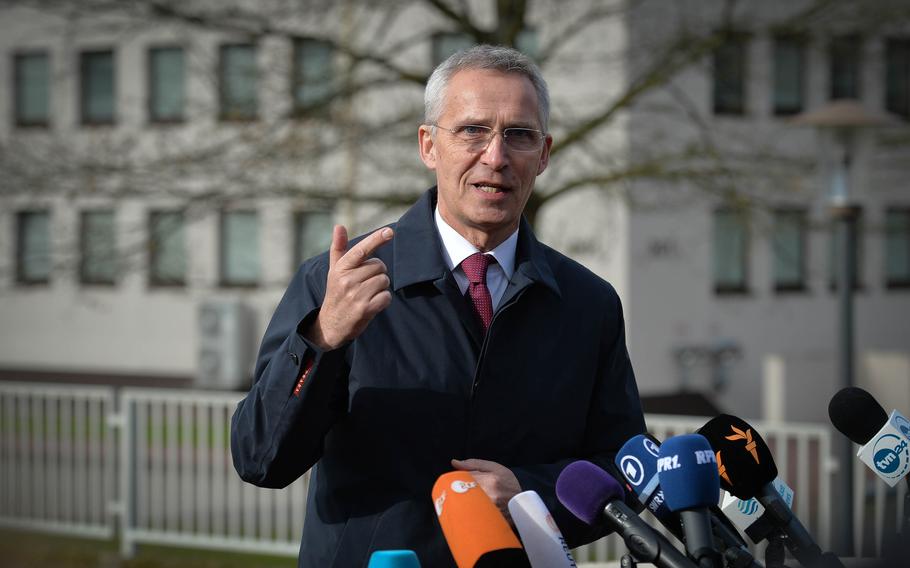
[432, 471, 524, 568]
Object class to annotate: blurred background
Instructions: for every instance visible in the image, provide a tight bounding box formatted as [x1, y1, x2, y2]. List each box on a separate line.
[0, 0, 908, 565]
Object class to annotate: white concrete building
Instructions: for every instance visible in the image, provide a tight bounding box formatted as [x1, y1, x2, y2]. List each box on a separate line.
[0, 0, 908, 424]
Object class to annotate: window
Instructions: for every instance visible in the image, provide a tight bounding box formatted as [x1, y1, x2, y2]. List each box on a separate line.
[80, 50, 115, 124]
[773, 35, 805, 115]
[80, 210, 117, 285]
[515, 28, 539, 59]
[149, 211, 186, 286]
[16, 211, 51, 284]
[830, 35, 861, 100]
[713, 208, 749, 293]
[432, 32, 474, 66]
[885, 208, 910, 288]
[220, 211, 259, 286]
[828, 211, 864, 290]
[713, 33, 748, 115]
[219, 44, 257, 120]
[293, 39, 334, 112]
[148, 47, 185, 122]
[294, 210, 333, 267]
[885, 38, 910, 119]
[772, 209, 807, 291]
[14, 52, 50, 127]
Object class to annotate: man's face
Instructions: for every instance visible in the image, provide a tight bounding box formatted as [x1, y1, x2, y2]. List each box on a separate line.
[418, 68, 552, 250]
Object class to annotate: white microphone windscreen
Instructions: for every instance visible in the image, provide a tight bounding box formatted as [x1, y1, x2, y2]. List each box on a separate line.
[508, 491, 577, 568]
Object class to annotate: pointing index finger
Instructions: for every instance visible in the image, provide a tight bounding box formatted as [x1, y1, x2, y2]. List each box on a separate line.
[338, 227, 394, 269]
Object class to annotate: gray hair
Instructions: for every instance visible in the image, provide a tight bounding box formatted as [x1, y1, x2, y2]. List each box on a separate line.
[424, 44, 550, 132]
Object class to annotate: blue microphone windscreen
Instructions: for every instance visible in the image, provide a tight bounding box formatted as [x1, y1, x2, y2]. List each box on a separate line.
[658, 434, 721, 512]
[615, 434, 661, 498]
[555, 461, 624, 525]
[367, 550, 422, 568]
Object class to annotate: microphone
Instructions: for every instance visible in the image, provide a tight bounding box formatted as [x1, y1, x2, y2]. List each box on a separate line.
[829, 386, 910, 487]
[698, 414, 843, 568]
[368, 550, 422, 568]
[616, 434, 759, 568]
[555, 460, 697, 568]
[432, 471, 529, 568]
[508, 490, 578, 568]
[658, 434, 722, 568]
[718, 478, 794, 544]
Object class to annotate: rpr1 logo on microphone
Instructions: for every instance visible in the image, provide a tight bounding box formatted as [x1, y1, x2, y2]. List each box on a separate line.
[657, 455, 680, 472]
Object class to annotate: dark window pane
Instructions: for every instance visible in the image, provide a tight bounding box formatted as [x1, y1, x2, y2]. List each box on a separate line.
[81, 50, 115, 124]
[830, 35, 861, 100]
[774, 36, 805, 115]
[149, 47, 184, 122]
[80, 210, 117, 284]
[885, 38, 910, 119]
[713, 35, 747, 115]
[713, 208, 749, 292]
[294, 210, 333, 267]
[149, 211, 186, 285]
[885, 209, 910, 286]
[219, 44, 257, 120]
[294, 39, 334, 111]
[221, 211, 259, 286]
[516, 28, 538, 59]
[15, 52, 50, 126]
[16, 211, 51, 284]
[828, 212, 864, 290]
[773, 209, 806, 290]
[432, 32, 474, 66]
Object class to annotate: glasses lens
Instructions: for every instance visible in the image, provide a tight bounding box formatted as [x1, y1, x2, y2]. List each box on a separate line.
[504, 128, 542, 151]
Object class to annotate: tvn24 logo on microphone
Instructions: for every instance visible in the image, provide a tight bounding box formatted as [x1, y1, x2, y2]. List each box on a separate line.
[858, 410, 910, 486]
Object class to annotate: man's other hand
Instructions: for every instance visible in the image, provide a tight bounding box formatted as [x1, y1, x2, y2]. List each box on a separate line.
[306, 225, 394, 350]
[451, 458, 522, 524]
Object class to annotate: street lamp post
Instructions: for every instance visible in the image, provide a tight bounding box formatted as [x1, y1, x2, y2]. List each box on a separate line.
[792, 100, 893, 556]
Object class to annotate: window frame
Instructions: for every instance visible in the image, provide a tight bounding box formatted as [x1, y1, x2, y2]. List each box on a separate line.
[219, 209, 260, 288]
[148, 209, 187, 288]
[218, 43, 258, 122]
[79, 48, 116, 126]
[79, 209, 118, 286]
[884, 206, 910, 289]
[772, 207, 809, 293]
[13, 50, 51, 128]
[15, 209, 52, 286]
[884, 37, 910, 120]
[772, 34, 807, 116]
[147, 45, 186, 124]
[293, 208, 334, 270]
[292, 38, 335, 116]
[712, 207, 751, 295]
[829, 34, 862, 100]
[712, 31, 750, 116]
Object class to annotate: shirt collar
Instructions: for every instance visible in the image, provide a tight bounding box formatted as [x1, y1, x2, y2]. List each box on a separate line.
[434, 206, 517, 281]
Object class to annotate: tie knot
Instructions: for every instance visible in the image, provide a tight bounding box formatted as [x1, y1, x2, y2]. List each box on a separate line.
[461, 252, 493, 284]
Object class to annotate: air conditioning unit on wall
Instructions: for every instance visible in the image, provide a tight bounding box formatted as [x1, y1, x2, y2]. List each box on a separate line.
[196, 300, 255, 390]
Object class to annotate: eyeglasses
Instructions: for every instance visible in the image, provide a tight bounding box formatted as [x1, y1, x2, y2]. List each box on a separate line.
[432, 123, 546, 153]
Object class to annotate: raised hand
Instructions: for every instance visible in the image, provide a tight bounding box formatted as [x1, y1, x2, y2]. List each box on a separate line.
[305, 224, 394, 350]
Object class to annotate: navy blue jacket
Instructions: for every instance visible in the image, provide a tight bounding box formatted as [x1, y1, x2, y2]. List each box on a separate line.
[231, 188, 645, 567]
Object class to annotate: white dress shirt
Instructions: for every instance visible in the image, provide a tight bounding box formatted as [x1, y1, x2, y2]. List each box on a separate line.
[434, 206, 517, 311]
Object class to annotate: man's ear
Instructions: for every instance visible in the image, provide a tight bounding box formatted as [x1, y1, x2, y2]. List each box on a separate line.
[418, 125, 437, 170]
[536, 134, 553, 176]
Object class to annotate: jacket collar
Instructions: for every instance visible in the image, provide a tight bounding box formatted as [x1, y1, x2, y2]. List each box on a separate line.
[392, 187, 560, 298]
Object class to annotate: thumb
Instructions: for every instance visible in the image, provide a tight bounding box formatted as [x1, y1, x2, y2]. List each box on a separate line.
[329, 225, 348, 268]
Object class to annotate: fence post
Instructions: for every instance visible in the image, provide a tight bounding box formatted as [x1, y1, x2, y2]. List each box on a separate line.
[107, 391, 136, 558]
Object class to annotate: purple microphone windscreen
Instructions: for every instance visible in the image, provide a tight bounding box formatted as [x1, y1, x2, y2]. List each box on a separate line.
[697, 414, 777, 499]
[828, 386, 889, 445]
[555, 460, 624, 525]
[657, 434, 721, 512]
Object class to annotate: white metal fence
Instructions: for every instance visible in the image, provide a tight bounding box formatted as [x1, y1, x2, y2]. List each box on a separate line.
[0, 381, 899, 563]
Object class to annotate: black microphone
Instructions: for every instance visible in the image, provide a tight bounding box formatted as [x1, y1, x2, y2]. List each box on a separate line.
[556, 460, 697, 568]
[698, 414, 845, 568]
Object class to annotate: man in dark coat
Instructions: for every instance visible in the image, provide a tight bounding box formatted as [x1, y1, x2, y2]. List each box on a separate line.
[231, 44, 645, 567]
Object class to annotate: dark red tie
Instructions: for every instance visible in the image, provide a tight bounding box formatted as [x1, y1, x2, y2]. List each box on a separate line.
[461, 253, 494, 332]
